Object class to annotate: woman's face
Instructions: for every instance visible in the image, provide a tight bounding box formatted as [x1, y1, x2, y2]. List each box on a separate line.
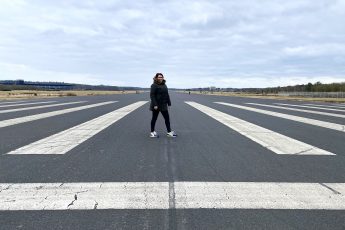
[157, 75, 164, 83]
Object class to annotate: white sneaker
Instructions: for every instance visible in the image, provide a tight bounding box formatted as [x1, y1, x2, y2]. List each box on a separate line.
[167, 131, 177, 137]
[150, 131, 159, 138]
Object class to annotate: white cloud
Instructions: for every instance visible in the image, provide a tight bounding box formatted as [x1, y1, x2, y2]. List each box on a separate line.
[0, 62, 124, 86]
[0, 0, 344, 88]
[217, 76, 345, 88]
[283, 43, 345, 57]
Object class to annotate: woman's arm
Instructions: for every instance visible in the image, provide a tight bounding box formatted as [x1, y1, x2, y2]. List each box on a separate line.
[150, 84, 158, 107]
[167, 92, 171, 106]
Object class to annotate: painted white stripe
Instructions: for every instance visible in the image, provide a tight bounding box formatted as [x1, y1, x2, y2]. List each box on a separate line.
[174, 182, 345, 209]
[0, 101, 86, 114]
[186, 101, 334, 155]
[6, 101, 148, 155]
[215, 102, 345, 132]
[0, 101, 56, 108]
[247, 103, 345, 119]
[303, 103, 345, 109]
[275, 103, 345, 113]
[0, 182, 169, 210]
[0, 182, 344, 210]
[0, 101, 117, 128]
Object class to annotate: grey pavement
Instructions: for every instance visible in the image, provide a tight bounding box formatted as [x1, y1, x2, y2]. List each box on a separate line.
[0, 92, 344, 230]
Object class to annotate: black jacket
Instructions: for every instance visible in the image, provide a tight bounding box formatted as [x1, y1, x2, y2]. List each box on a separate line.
[150, 79, 171, 111]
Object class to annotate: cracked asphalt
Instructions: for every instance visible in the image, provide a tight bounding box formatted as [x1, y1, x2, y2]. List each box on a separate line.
[0, 92, 345, 230]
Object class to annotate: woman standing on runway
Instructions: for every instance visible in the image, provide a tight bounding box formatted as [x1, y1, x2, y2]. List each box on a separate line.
[150, 73, 177, 138]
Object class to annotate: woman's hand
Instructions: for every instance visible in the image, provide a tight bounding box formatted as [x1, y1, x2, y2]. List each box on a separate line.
[154, 106, 158, 110]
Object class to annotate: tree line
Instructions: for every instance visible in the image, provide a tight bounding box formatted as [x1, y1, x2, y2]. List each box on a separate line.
[261, 82, 345, 94]
[186, 82, 345, 94]
[0, 80, 141, 91]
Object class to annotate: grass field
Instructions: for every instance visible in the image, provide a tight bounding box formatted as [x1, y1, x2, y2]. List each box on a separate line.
[180, 91, 345, 103]
[0, 90, 141, 100]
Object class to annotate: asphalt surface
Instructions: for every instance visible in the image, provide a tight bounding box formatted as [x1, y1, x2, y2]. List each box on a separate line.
[0, 92, 344, 230]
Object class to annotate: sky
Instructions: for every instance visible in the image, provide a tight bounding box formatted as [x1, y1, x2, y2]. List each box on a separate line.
[0, 0, 344, 89]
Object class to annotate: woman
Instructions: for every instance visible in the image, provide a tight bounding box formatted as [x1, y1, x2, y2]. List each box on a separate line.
[150, 73, 177, 138]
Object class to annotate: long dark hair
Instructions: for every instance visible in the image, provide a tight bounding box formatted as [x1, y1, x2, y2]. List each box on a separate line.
[154, 73, 164, 79]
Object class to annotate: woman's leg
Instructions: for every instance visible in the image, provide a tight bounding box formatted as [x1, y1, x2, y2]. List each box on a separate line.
[151, 110, 159, 132]
[161, 110, 171, 132]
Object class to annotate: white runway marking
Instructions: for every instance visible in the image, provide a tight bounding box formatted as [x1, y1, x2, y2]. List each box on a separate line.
[0, 182, 169, 210]
[303, 104, 345, 109]
[0, 101, 87, 114]
[6, 101, 148, 155]
[0, 101, 117, 128]
[215, 102, 345, 132]
[174, 182, 345, 209]
[0, 182, 344, 210]
[186, 101, 335, 155]
[246, 103, 345, 119]
[0, 101, 56, 108]
[275, 103, 345, 113]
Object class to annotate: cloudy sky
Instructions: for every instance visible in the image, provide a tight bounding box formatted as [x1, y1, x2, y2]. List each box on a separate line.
[0, 0, 344, 88]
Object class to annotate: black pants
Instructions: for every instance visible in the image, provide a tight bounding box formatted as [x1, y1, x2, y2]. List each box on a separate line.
[151, 110, 171, 132]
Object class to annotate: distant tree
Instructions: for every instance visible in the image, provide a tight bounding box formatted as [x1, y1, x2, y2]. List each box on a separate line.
[306, 82, 313, 92]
